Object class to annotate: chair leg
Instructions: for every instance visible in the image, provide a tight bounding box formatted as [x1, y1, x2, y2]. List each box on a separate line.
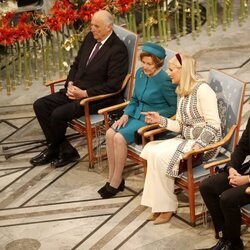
[188, 185, 196, 226]
[86, 127, 95, 169]
[187, 158, 196, 226]
[86, 124, 104, 169]
[143, 159, 147, 176]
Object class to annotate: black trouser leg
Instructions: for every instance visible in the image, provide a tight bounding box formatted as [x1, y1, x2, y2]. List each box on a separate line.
[200, 172, 231, 236]
[220, 182, 250, 244]
[200, 171, 250, 244]
[49, 99, 85, 145]
[33, 92, 83, 145]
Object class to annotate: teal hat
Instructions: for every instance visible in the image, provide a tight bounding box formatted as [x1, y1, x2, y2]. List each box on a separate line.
[142, 42, 166, 59]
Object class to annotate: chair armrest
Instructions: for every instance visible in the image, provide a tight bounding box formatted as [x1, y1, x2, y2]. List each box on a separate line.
[80, 73, 132, 106]
[138, 124, 161, 135]
[45, 78, 67, 94]
[203, 158, 231, 169]
[45, 78, 67, 87]
[182, 124, 237, 160]
[141, 115, 176, 139]
[143, 127, 167, 139]
[98, 101, 130, 115]
[80, 92, 119, 106]
[139, 124, 164, 146]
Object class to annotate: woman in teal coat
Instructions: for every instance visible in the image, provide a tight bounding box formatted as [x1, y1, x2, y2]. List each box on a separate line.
[98, 42, 177, 198]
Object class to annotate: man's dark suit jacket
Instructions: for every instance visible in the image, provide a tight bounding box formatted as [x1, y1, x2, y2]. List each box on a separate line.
[226, 118, 250, 175]
[64, 31, 129, 112]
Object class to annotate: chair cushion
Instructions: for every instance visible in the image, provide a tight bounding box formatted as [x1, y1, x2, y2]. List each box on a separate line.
[180, 150, 230, 181]
[180, 165, 209, 181]
[241, 204, 250, 216]
[75, 114, 104, 125]
[128, 143, 143, 154]
[128, 144, 230, 181]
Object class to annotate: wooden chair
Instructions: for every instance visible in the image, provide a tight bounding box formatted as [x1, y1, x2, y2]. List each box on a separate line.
[98, 48, 177, 174]
[142, 69, 246, 226]
[46, 25, 138, 169]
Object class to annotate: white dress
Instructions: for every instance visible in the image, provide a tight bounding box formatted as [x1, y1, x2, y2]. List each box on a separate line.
[141, 82, 221, 212]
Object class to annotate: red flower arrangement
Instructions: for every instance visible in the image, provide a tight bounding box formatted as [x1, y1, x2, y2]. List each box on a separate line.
[115, 0, 136, 14]
[16, 24, 34, 41]
[46, 16, 62, 32]
[1, 12, 15, 27]
[0, 12, 34, 46]
[0, 0, 141, 48]
[0, 26, 17, 46]
[52, 0, 79, 26]
[78, 0, 106, 23]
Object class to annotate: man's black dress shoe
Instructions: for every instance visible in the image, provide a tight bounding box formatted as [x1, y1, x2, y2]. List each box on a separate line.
[210, 239, 226, 250]
[196, 239, 225, 250]
[100, 179, 125, 198]
[51, 149, 80, 168]
[199, 239, 244, 250]
[51, 140, 80, 168]
[220, 240, 243, 250]
[30, 147, 58, 166]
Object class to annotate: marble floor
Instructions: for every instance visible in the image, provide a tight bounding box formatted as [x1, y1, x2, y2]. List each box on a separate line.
[0, 7, 250, 250]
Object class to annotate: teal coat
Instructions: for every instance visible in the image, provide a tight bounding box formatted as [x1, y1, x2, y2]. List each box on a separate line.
[116, 68, 177, 144]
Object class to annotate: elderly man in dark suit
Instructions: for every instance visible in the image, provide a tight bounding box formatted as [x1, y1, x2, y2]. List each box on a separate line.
[30, 10, 129, 168]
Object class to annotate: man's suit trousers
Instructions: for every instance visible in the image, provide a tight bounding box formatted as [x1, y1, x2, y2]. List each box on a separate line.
[200, 171, 250, 243]
[33, 91, 86, 145]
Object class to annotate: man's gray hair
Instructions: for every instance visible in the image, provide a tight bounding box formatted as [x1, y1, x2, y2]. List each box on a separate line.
[93, 10, 114, 26]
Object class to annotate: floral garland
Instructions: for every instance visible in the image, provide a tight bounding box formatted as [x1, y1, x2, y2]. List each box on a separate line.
[0, 0, 248, 95]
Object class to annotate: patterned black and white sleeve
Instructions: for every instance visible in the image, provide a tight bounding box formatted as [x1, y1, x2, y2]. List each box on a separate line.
[195, 84, 221, 148]
[159, 105, 182, 133]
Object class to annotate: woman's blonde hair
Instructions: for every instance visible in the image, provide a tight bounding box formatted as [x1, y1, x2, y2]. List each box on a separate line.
[169, 54, 202, 96]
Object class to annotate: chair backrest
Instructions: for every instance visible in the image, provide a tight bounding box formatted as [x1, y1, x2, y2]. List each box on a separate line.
[241, 204, 250, 227]
[208, 69, 246, 153]
[113, 25, 138, 101]
[162, 48, 176, 71]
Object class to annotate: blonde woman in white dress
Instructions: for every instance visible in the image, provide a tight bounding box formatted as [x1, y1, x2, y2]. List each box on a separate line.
[140, 53, 221, 224]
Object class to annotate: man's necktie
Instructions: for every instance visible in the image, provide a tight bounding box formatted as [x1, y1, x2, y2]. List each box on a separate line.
[87, 42, 102, 65]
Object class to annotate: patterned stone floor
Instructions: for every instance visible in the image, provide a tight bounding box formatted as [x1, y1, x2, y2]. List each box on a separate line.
[0, 7, 250, 250]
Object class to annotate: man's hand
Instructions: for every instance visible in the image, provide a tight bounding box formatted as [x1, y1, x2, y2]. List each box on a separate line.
[112, 115, 128, 130]
[228, 167, 240, 178]
[66, 82, 88, 100]
[228, 167, 245, 187]
[229, 175, 249, 187]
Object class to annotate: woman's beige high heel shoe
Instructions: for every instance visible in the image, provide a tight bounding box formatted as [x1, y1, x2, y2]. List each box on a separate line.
[147, 213, 160, 221]
[153, 212, 173, 225]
